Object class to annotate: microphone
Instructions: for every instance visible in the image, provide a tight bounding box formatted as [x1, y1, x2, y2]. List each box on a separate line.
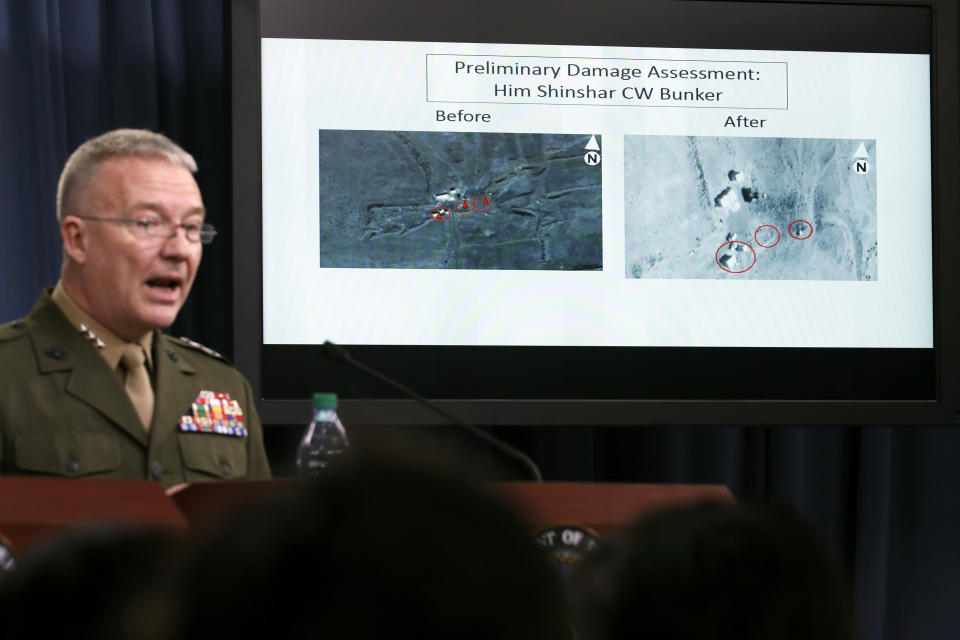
[320, 340, 543, 482]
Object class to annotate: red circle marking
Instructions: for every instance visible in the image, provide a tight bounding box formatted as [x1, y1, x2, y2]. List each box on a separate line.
[455, 199, 473, 215]
[430, 206, 451, 222]
[714, 240, 757, 274]
[788, 219, 813, 240]
[754, 224, 780, 248]
[473, 195, 493, 212]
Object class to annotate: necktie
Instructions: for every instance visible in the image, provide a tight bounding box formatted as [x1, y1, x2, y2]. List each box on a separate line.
[121, 343, 154, 431]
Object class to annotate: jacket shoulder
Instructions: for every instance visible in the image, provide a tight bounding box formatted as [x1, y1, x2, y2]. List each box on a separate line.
[0, 319, 28, 344]
[158, 334, 243, 378]
[0, 320, 35, 384]
[162, 334, 227, 361]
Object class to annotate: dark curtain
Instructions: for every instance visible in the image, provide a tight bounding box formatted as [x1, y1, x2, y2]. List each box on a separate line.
[2, 3, 959, 640]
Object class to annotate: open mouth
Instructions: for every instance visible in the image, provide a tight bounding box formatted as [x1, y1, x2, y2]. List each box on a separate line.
[146, 278, 182, 292]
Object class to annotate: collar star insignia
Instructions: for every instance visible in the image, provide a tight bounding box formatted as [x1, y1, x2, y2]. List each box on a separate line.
[78, 323, 106, 349]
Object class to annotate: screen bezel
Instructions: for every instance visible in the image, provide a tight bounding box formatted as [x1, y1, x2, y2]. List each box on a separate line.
[231, 0, 960, 426]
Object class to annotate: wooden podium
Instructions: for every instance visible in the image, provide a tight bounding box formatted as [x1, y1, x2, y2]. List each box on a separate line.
[0, 476, 187, 556]
[0, 478, 732, 558]
[167, 480, 733, 533]
[494, 482, 734, 534]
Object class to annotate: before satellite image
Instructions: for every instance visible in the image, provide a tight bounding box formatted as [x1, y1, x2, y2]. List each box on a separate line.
[318, 130, 603, 270]
[624, 135, 878, 280]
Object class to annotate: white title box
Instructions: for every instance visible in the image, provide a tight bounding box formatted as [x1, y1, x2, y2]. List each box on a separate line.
[426, 54, 789, 108]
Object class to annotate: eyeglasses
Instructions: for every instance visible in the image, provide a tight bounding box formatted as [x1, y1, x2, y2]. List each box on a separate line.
[76, 216, 217, 245]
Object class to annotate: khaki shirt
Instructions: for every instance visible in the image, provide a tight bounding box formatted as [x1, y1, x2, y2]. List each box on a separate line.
[0, 290, 271, 488]
[50, 281, 155, 378]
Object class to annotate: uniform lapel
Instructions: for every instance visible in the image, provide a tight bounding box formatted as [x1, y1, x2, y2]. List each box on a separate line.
[27, 293, 149, 447]
[149, 335, 198, 454]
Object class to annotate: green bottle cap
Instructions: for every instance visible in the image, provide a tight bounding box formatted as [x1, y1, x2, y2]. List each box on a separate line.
[312, 392, 338, 409]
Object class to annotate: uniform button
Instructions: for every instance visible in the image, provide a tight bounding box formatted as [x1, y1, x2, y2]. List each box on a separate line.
[44, 345, 65, 360]
[66, 458, 80, 474]
[165, 349, 179, 362]
[219, 460, 232, 477]
[150, 461, 165, 481]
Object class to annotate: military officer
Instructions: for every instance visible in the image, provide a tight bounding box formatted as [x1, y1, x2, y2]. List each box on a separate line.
[0, 129, 271, 487]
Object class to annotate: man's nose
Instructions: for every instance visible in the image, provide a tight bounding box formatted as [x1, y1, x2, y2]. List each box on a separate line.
[160, 225, 197, 257]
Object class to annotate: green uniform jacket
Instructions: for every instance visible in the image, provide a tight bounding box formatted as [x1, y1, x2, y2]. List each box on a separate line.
[0, 291, 271, 488]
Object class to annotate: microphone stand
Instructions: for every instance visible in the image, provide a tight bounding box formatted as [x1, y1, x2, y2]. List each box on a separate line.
[320, 341, 543, 482]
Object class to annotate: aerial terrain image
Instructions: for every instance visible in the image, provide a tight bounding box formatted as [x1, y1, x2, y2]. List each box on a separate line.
[318, 130, 603, 270]
[624, 135, 878, 280]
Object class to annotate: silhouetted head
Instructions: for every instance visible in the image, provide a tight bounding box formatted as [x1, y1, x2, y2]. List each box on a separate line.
[176, 452, 570, 640]
[0, 524, 181, 640]
[573, 501, 858, 640]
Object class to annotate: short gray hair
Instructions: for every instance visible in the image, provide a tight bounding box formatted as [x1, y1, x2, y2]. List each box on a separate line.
[56, 129, 198, 223]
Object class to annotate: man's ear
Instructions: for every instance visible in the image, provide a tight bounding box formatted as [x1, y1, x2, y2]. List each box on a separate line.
[61, 216, 89, 264]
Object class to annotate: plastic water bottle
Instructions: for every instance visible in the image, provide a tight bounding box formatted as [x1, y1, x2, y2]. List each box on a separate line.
[296, 392, 350, 476]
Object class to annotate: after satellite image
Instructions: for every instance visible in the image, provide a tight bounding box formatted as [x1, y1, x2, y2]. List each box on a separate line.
[318, 130, 603, 270]
[624, 135, 878, 280]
